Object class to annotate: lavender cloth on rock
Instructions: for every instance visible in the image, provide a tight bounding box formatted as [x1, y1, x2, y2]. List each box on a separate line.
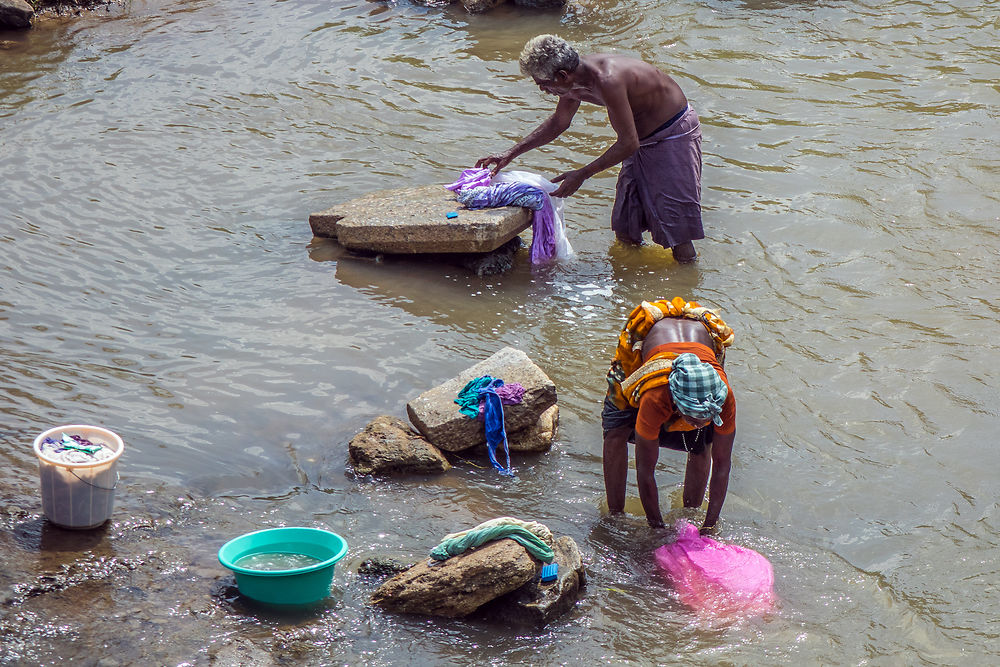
[445, 169, 492, 192]
[611, 106, 704, 249]
[445, 168, 572, 263]
[478, 381, 525, 415]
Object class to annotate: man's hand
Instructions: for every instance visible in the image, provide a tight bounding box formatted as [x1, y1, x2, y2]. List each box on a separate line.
[475, 152, 513, 177]
[551, 169, 586, 198]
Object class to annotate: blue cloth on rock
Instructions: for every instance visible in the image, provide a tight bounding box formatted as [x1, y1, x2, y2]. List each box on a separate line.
[455, 375, 514, 476]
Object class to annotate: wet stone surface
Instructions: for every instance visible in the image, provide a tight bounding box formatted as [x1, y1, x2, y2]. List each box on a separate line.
[0, 479, 376, 665]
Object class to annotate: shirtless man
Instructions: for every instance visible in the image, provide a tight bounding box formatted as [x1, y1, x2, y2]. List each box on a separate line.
[476, 34, 705, 262]
[603, 305, 736, 533]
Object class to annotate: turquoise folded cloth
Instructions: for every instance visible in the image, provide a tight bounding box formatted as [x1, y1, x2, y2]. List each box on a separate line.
[430, 524, 554, 563]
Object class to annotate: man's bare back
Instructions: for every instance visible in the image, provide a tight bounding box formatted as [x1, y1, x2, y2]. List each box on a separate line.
[477, 34, 705, 261]
[643, 317, 715, 360]
[573, 54, 688, 139]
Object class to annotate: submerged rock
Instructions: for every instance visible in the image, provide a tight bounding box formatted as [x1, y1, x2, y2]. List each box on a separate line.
[348, 416, 451, 476]
[371, 538, 537, 618]
[447, 236, 523, 277]
[0, 0, 33, 29]
[461, 0, 505, 12]
[406, 347, 557, 453]
[358, 557, 414, 579]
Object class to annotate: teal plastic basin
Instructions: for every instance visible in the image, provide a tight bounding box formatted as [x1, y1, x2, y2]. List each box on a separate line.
[218, 527, 348, 605]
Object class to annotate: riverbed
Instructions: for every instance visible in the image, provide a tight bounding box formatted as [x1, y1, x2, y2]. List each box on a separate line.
[1, 0, 997, 664]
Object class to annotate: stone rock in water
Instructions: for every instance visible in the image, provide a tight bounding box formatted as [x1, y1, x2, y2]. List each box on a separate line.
[309, 185, 531, 254]
[348, 416, 451, 476]
[477, 536, 586, 626]
[508, 404, 559, 453]
[406, 347, 557, 452]
[462, 0, 506, 12]
[451, 236, 523, 277]
[0, 0, 33, 30]
[357, 557, 413, 579]
[371, 538, 537, 618]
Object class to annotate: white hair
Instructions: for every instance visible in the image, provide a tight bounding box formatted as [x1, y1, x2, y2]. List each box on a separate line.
[518, 34, 580, 80]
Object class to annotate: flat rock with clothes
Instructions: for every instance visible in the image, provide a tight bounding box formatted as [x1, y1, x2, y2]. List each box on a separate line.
[371, 517, 585, 623]
[348, 348, 557, 477]
[407, 346, 558, 454]
[445, 168, 573, 264]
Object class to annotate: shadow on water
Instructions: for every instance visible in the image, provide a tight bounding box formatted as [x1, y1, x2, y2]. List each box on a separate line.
[13, 517, 112, 554]
[210, 579, 348, 625]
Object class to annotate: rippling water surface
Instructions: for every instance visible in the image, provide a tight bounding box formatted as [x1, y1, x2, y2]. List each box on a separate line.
[1, 0, 998, 663]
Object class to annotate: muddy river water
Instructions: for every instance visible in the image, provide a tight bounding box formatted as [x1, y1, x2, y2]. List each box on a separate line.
[1, 0, 997, 664]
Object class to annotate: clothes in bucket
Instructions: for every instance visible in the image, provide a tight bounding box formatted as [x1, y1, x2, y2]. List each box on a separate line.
[32, 424, 124, 530]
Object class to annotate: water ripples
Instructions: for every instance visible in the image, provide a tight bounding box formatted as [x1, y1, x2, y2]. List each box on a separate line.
[2, 0, 998, 663]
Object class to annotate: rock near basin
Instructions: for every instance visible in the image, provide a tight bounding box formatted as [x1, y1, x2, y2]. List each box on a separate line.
[348, 416, 451, 476]
[406, 347, 557, 453]
[477, 536, 586, 626]
[309, 184, 531, 255]
[371, 538, 537, 618]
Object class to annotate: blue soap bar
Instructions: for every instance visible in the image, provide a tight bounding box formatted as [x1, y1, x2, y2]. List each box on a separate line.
[446, 211, 458, 219]
[540, 562, 558, 582]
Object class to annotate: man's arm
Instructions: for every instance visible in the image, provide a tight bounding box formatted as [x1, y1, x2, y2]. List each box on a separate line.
[634, 433, 664, 528]
[476, 97, 581, 176]
[702, 428, 735, 532]
[551, 77, 640, 198]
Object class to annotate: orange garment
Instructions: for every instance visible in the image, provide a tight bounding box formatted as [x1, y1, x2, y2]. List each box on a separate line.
[636, 342, 736, 440]
[606, 298, 734, 413]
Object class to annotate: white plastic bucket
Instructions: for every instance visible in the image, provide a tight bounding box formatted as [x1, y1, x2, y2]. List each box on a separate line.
[32, 424, 124, 529]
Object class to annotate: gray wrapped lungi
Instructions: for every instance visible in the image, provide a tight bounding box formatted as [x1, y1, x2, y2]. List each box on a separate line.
[611, 105, 703, 248]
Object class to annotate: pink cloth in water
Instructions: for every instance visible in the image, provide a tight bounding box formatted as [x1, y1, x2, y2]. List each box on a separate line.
[654, 520, 775, 617]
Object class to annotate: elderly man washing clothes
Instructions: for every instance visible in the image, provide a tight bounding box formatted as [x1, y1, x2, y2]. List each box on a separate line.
[476, 34, 704, 263]
[602, 298, 736, 534]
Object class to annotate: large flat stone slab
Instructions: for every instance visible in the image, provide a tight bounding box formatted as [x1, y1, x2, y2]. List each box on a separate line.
[309, 185, 531, 254]
[406, 347, 557, 452]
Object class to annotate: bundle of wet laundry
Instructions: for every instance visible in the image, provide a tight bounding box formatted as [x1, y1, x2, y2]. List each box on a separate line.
[445, 168, 573, 264]
[654, 520, 776, 617]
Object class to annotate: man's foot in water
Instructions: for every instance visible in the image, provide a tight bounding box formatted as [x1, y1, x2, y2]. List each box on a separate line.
[671, 241, 697, 263]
